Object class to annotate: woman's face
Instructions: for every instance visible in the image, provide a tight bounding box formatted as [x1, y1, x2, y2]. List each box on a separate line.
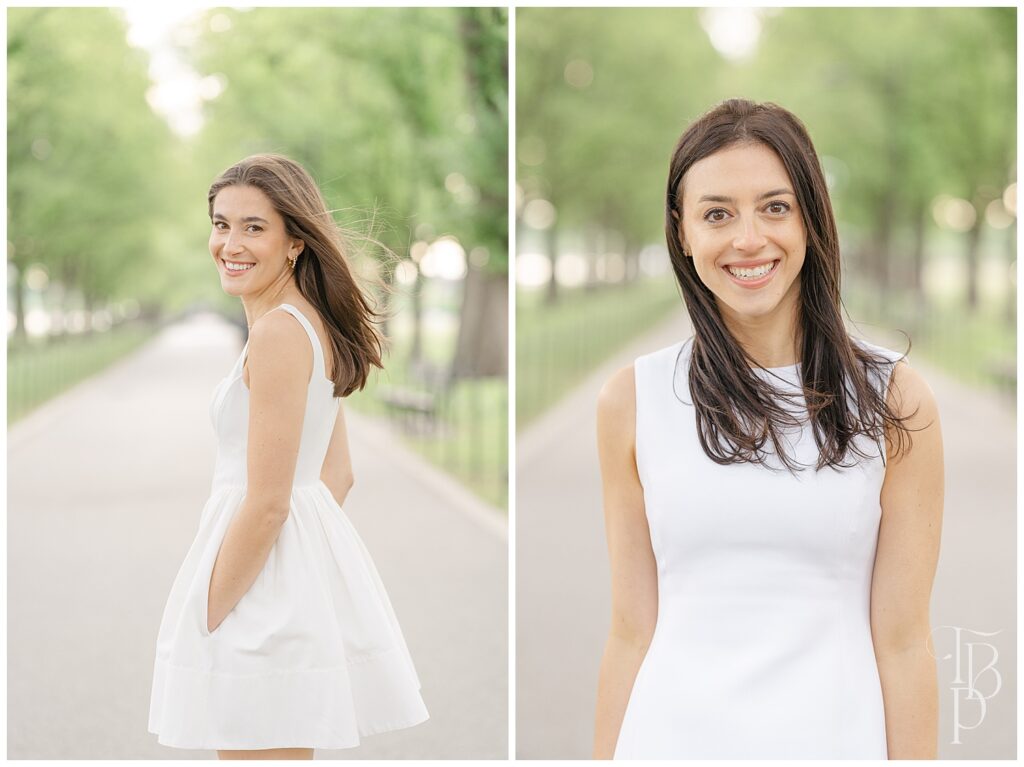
[208, 184, 302, 296]
[678, 142, 806, 326]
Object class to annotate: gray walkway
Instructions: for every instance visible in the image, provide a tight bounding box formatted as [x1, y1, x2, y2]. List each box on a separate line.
[516, 312, 1015, 760]
[8, 311, 508, 760]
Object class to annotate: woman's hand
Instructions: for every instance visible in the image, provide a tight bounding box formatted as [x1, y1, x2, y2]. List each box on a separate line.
[207, 506, 289, 634]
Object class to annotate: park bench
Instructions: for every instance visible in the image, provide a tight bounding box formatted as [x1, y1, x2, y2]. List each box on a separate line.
[377, 358, 454, 434]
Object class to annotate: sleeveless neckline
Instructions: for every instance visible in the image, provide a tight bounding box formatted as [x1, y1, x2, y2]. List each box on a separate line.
[751, 360, 801, 383]
[236, 303, 335, 393]
[680, 337, 801, 377]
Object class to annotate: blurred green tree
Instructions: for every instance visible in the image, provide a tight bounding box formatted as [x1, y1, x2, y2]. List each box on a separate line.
[191, 7, 509, 375]
[516, 6, 1016, 322]
[8, 8, 180, 339]
[752, 7, 1016, 313]
[451, 7, 508, 378]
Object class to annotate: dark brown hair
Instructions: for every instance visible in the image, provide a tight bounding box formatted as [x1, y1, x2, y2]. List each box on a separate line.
[208, 153, 384, 397]
[666, 98, 919, 472]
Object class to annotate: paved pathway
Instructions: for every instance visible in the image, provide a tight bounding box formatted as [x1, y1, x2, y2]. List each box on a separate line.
[516, 311, 1015, 760]
[8, 311, 508, 760]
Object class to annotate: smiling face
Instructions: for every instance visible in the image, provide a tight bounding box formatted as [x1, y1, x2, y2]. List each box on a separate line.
[208, 184, 303, 296]
[678, 141, 807, 331]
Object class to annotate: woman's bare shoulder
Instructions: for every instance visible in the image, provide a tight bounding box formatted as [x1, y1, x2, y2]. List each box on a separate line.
[887, 358, 939, 423]
[597, 364, 637, 433]
[884, 358, 941, 465]
[245, 309, 311, 384]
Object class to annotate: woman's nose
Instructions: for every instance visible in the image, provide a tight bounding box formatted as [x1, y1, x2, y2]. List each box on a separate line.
[221, 230, 243, 254]
[733, 217, 767, 252]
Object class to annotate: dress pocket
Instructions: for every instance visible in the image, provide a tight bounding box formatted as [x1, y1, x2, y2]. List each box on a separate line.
[202, 560, 230, 637]
[202, 568, 218, 637]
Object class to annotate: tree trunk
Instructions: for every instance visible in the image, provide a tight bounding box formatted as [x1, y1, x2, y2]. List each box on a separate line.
[1006, 220, 1016, 327]
[451, 263, 508, 377]
[378, 257, 396, 340]
[82, 285, 96, 337]
[409, 264, 424, 364]
[451, 8, 508, 377]
[908, 197, 929, 328]
[964, 214, 983, 312]
[403, 183, 424, 364]
[12, 259, 27, 344]
[584, 225, 599, 292]
[872, 192, 895, 302]
[544, 223, 559, 305]
[623, 238, 638, 283]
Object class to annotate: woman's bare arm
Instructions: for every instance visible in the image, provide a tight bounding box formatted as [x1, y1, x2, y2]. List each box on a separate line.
[320, 401, 355, 506]
[593, 364, 659, 759]
[206, 312, 311, 634]
[871, 359, 944, 758]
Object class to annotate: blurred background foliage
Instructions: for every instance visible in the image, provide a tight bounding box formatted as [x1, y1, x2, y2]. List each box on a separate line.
[516, 7, 1016, 429]
[8, 7, 508, 509]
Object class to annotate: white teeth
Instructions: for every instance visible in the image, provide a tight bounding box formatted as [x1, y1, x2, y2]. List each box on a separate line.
[225, 261, 254, 272]
[727, 261, 776, 279]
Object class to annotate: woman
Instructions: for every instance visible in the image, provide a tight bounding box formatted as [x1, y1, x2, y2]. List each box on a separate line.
[593, 100, 944, 759]
[148, 154, 429, 759]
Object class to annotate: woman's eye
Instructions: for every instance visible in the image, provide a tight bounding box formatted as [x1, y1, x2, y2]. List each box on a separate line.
[767, 201, 791, 214]
[212, 221, 262, 232]
[703, 209, 728, 223]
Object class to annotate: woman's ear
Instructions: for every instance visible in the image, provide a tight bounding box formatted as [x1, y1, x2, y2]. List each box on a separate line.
[292, 239, 305, 257]
[676, 219, 690, 258]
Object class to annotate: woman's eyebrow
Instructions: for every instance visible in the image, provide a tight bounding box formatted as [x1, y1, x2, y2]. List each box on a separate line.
[211, 212, 270, 224]
[697, 188, 795, 204]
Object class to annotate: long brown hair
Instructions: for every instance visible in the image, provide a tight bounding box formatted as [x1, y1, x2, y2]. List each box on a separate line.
[208, 154, 384, 397]
[666, 98, 920, 472]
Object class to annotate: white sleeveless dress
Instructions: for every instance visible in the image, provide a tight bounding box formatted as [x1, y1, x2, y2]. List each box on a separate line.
[148, 303, 428, 750]
[614, 336, 901, 759]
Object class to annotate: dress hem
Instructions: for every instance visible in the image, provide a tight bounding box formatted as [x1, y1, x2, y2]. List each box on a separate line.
[149, 710, 431, 751]
[148, 650, 429, 751]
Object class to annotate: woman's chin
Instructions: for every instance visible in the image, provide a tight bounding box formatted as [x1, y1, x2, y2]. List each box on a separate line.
[716, 293, 783, 322]
[714, 276, 800, 322]
[220, 279, 247, 296]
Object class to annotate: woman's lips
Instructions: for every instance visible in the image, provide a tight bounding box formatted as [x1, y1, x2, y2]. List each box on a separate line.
[722, 259, 779, 290]
[221, 258, 255, 277]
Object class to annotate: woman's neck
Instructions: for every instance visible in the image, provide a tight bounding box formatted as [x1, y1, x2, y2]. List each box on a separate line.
[720, 301, 802, 369]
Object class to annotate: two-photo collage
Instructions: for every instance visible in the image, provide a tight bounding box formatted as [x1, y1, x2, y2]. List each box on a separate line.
[6, 3, 1017, 761]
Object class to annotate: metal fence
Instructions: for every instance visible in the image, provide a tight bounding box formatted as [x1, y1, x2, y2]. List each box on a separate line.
[7, 319, 160, 424]
[516, 279, 681, 429]
[843, 282, 1016, 403]
[347, 360, 509, 511]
